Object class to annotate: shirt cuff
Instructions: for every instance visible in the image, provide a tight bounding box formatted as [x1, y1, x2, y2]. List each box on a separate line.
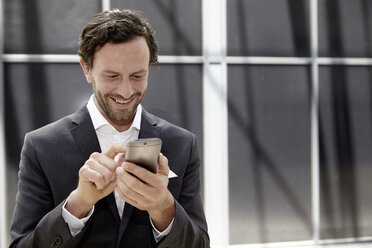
[62, 199, 94, 237]
[149, 217, 174, 243]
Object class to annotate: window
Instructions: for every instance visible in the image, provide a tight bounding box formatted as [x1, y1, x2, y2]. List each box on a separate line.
[2, 0, 372, 247]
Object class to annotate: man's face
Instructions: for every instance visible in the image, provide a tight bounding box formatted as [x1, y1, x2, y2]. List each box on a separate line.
[81, 37, 150, 131]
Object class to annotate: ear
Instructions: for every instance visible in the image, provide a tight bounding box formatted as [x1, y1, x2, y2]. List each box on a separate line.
[80, 59, 93, 84]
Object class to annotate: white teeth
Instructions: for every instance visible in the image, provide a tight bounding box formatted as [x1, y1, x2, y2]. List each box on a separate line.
[114, 98, 130, 104]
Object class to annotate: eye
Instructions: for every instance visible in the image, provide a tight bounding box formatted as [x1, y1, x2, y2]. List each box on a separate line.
[107, 74, 118, 79]
[131, 74, 145, 80]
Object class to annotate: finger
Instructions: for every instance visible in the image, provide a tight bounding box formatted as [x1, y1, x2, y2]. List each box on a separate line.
[96, 153, 120, 173]
[117, 165, 160, 199]
[103, 144, 126, 159]
[90, 152, 120, 175]
[156, 153, 169, 176]
[116, 165, 149, 192]
[119, 162, 167, 202]
[121, 162, 157, 185]
[79, 166, 107, 190]
[100, 180, 117, 196]
[116, 152, 126, 165]
[116, 167, 151, 208]
[116, 188, 141, 209]
[82, 158, 116, 188]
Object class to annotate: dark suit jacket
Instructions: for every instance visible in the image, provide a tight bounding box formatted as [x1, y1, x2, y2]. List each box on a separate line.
[9, 106, 209, 248]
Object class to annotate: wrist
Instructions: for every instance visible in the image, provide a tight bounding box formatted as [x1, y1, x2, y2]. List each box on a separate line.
[148, 191, 175, 231]
[65, 190, 95, 219]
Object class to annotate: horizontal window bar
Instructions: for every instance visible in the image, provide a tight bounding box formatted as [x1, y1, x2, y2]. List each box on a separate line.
[159, 55, 204, 64]
[226, 56, 312, 65]
[226, 57, 372, 65]
[2, 54, 204, 64]
[318, 57, 372, 65]
[3, 54, 79, 63]
[229, 236, 372, 248]
[3, 54, 372, 66]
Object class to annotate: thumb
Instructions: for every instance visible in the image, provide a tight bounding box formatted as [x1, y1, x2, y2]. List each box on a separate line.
[157, 153, 169, 176]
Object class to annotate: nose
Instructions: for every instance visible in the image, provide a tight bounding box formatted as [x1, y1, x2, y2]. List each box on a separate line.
[117, 78, 134, 99]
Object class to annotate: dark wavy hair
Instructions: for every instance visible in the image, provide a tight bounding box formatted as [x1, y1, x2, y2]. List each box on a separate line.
[78, 9, 158, 67]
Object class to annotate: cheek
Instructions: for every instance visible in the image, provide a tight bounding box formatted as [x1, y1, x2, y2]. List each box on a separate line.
[137, 81, 148, 94]
[94, 81, 117, 95]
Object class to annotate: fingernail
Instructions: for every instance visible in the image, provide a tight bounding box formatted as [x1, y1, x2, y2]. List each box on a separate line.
[116, 167, 123, 174]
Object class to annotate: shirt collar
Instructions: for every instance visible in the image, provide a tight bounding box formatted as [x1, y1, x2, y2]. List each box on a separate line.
[86, 94, 142, 132]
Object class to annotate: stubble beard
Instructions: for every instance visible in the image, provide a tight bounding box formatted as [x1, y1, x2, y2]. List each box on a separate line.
[92, 81, 144, 124]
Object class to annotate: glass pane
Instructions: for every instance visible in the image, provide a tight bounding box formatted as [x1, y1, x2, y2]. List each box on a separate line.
[318, 0, 372, 57]
[228, 65, 311, 244]
[319, 66, 372, 239]
[4, 0, 101, 54]
[227, 0, 310, 57]
[111, 0, 202, 56]
[143, 64, 204, 166]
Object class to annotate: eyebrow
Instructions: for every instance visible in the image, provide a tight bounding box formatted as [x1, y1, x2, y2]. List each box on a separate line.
[131, 69, 148, 75]
[102, 69, 148, 75]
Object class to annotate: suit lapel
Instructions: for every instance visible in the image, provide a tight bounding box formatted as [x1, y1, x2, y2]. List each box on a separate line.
[70, 106, 121, 223]
[117, 108, 161, 246]
[139, 110, 161, 139]
[70, 106, 101, 158]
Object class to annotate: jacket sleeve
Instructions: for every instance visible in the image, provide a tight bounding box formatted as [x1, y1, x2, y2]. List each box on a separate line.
[156, 136, 210, 248]
[9, 134, 84, 248]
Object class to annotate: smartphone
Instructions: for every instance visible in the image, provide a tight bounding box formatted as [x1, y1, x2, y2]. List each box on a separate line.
[125, 138, 162, 173]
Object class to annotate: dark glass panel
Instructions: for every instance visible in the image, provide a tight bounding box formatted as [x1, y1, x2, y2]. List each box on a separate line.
[4, 0, 101, 54]
[143, 64, 203, 165]
[227, 0, 310, 57]
[228, 65, 311, 244]
[111, 0, 202, 56]
[319, 66, 372, 239]
[318, 0, 372, 57]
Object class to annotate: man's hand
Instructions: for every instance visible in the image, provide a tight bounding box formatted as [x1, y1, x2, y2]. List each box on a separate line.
[116, 153, 175, 231]
[65, 144, 125, 218]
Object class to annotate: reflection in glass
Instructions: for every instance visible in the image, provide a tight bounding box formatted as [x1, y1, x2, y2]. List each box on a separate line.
[228, 65, 311, 244]
[227, 0, 310, 57]
[319, 66, 372, 239]
[318, 0, 372, 57]
[143, 64, 203, 165]
[111, 0, 202, 55]
[4, 0, 101, 54]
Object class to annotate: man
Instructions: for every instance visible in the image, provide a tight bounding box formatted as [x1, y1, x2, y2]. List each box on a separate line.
[10, 9, 209, 248]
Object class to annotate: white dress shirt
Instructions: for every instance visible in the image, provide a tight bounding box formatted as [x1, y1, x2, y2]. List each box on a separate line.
[62, 95, 172, 242]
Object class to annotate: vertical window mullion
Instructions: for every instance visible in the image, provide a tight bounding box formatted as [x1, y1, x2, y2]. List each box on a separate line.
[102, 0, 111, 11]
[202, 0, 229, 247]
[310, 0, 320, 244]
[0, 0, 7, 246]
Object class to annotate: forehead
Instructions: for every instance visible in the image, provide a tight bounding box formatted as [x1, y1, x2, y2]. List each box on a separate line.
[92, 37, 150, 72]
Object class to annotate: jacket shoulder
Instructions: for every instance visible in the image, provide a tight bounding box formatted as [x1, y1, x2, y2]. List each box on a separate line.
[143, 110, 195, 141]
[26, 106, 88, 141]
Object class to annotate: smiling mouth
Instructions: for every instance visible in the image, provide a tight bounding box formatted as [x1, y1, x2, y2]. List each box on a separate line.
[112, 97, 133, 105]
